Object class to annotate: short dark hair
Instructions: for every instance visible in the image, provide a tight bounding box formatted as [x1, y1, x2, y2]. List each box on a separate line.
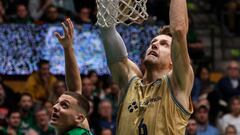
[159, 25, 172, 37]
[229, 96, 240, 105]
[20, 92, 33, 100]
[37, 59, 50, 69]
[47, 4, 58, 11]
[35, 108, 48, 115]
[63, 91, 90, 116]
[87, 70, 97, 77]
[7, 109, 20, 118]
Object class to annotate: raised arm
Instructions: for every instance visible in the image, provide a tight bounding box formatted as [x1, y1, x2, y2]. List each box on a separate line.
[100, 26, 142, 92]
[55, 18, 82, 94]
[169, 0, 194, 96]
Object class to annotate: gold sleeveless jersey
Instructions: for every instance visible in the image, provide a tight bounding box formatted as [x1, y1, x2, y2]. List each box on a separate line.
[116, 76, 193, 135]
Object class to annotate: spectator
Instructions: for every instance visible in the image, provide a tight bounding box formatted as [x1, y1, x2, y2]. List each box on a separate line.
[48, 80, 66, 104]
[34, 109, 56, 135]
[225, 125, 237, 135]
[88, 70, 99, 89]
[207, 88, 228, 127]
[216, 60, 240, 103]
[186, 117, 198, 135]
[75, 7, 92, 24]
[43, 101, 53, 117]
[106, 83, 120, 117]
[0, 110, 24, 135]
[82, 76, 100, 122]
[73, 0, 96, 12]
[224, 0, 240, 34]
[100, 128, 112, 135]
[0, 0, 6, 23]
[52, 0, 75, 14]
[4, 0, 28, 15]
[28, 0, 54, 21]
[19, 93, 36, 133]
[196, 105, 219, 135]
[41, 5, 64, 23]
[94, 100, 116, 135]
[218, 96, 240, 135]
[192, 66, 215, 103]
[0, 82, 19, 127]
[8, 4, 32, 23]
[25, 59, 57, 102]
[82, 76, 96, 101]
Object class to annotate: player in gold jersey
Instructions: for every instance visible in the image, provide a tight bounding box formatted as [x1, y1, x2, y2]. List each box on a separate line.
[99, 0, 194, 134]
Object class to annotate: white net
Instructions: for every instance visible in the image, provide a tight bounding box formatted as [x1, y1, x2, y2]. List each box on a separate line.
[96, 0, 148, 27]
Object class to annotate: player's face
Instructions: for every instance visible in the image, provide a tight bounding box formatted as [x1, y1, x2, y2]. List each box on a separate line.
[50, 94, 82, 130]
[144, 35, 172, 69]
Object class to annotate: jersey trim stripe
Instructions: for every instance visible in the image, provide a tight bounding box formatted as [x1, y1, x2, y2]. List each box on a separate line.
[119, 76, 138, 105]
[165, 75, 192, 116]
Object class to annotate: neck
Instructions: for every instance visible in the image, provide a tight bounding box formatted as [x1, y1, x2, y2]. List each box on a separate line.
[231, 112, 239, 117]
[40, 124, 49, 131]
[143, 67, 170, 84]
[199, 122, 208, 127]
[56, 126, 73, 135]
[107, 116, 112, 122]
[0, 98, 4, 105]
[56, 128, 65, 135]
[8, 126, 17, 130]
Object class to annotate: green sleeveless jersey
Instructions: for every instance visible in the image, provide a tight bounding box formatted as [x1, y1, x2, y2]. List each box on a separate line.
[64, 127, 92, 135]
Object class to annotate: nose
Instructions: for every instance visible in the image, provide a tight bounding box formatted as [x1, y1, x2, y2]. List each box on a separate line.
[151, 43, 158, 50]
[52, 103, 59, 112]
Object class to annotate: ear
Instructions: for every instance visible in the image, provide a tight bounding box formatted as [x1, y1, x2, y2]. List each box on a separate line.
[74, 113, 85, 124]
[80, 119, 90, 130]
[169, 58, 173, 69]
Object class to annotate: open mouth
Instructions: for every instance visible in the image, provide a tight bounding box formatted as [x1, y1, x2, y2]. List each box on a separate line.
[148, 51, 158, 57]
[51, 113, 60, 120]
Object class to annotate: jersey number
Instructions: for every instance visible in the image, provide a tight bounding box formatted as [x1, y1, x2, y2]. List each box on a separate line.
[138, 119, 148, 135]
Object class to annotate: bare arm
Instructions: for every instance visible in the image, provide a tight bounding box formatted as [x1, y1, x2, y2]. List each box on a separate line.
[169, 0, 194, 96]
[55, 18, 82, 94]
[100, 26, 142, 92]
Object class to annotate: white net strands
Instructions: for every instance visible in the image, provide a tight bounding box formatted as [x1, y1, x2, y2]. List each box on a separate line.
[96, 0, 149, 27]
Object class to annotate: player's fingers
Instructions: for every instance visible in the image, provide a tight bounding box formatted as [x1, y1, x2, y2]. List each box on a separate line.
[61, 22, 68, 36]
[67, 18, 74, 35]
[66, 18, 73, 36]
[54, 32, 63, 40]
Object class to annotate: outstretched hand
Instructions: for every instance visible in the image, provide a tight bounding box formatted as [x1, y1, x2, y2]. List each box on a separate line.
[55, 18, 74, 49]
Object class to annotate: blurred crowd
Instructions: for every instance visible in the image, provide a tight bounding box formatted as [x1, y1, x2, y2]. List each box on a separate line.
[1, 58, 240, 135]
[201, 0, 240, 34]
[0, 0, 239, 135]
[0, 0, 96, 24]
[0, 0, 171, 25]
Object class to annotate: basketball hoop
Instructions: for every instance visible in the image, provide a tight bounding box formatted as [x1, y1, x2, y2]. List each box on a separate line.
[96, 0, 148, 27]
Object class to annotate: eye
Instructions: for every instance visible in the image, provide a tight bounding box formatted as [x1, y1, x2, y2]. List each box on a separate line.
[160, 41, 169, 47]
[60, 102, 69, 109]
[150, 39, 157, 45]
